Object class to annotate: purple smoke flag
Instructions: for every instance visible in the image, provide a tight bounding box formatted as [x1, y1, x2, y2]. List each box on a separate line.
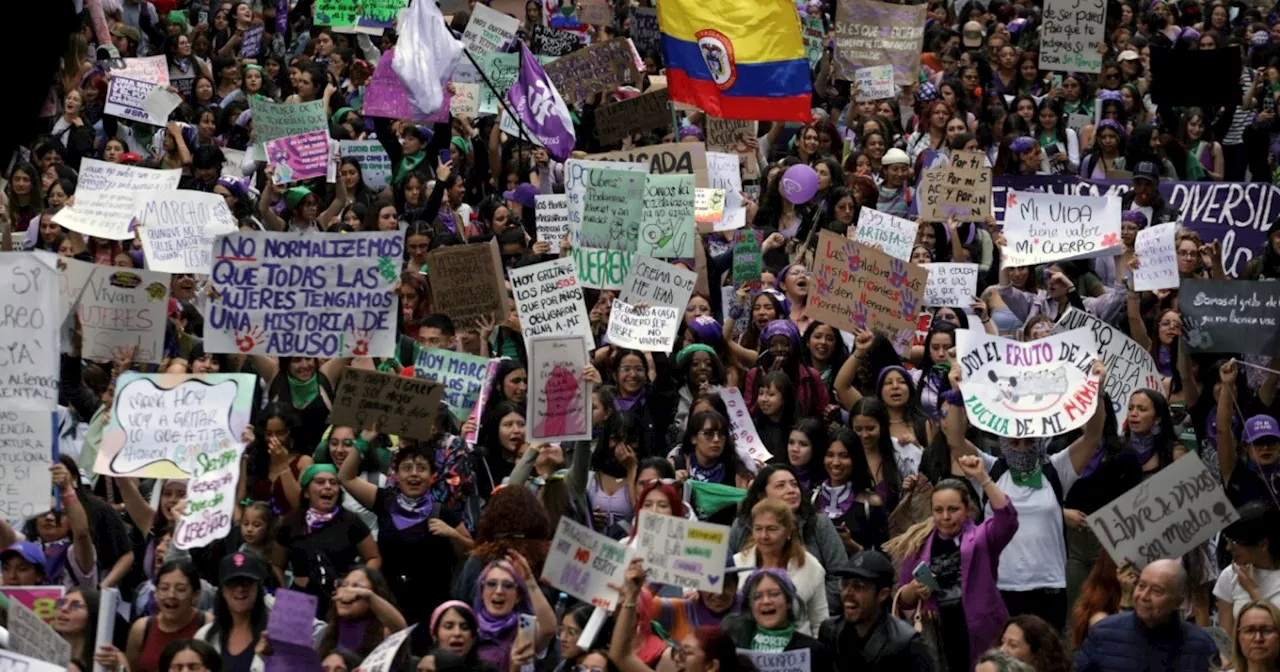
[507, 41, 577, 161]
[392, 0, 463, 119]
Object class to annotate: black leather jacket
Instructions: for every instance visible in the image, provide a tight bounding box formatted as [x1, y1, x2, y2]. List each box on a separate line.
[818, 612, 932, 672]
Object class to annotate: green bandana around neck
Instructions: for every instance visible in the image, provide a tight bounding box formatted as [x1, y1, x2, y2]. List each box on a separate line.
[394, 151, 427, 184]
[287, 374, 320, 408]
[751, 625, 795, 652]
[1009, 462, 1044, 489]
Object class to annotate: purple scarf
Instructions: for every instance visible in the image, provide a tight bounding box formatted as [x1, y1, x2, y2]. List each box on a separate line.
[305, 507, 337, 531]
[815, 481, 854, 519]
[389, 492, 433, 531]
[338, 619, 368, 652]
[1078, 444, 1107, 479]
[615, 388, 647, 413]
[42, 539, 70, 585]
[474, 562, 533, 670]
[1130, 424, 1162, 465]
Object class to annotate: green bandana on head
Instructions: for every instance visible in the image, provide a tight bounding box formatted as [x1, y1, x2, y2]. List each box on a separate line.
[284, 186, 312, 210]
[450, 136, 470, 156]
[299, 463, 338, 490]
[331, 106, 356, 126]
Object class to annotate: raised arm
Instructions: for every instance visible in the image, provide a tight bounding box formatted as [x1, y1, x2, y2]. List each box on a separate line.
[258, 172, 288, 231]
[609, 559, 656, 672]
[115, 476, 157, 534]
[1217, 359, 1239, 485]
[335, 430, 379, 509]
[52, 463, 95, 579]
[834, 328, 873, 409]
[1065, 360, 1108, 475]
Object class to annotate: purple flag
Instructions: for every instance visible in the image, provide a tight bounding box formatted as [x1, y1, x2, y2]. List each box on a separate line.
[507, 42, 577, 162]
[275, 0, 287, 37]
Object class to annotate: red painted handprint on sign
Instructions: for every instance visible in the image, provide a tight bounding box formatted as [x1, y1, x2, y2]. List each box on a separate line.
[235, 326, 266, 353]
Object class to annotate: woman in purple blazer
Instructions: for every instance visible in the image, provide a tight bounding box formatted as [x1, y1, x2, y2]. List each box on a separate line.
[886, 450, 1018, 672]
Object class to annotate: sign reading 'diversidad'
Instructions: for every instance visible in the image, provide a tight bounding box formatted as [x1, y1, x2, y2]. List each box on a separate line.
[53, 159, 183, 240]
[426, 239, 511, 329]
[510, 257, 594, 343]
[1052, 307, 1162, 421]
[542, 517, 629, 609]
[543, 39, 636, 106]
[414, 348, 494, 421]
[0, 252, 58, 411]
[920, 263, 978, 307]
[207, 231, 404, 357]
[1040, 0, 1105, 73]
[834, 0, 926, 85]
[606, 300, 681, 352]
[1002, 190, 1122, 267]
[635, 510, 731, 592]
[956, 328, 1102, 438]
[75, 266, 171, 364]
[854, 208, 918, 260]
[919, 150, 992, 221]
[527, 336, 592, 443]
[587, 142, 710, 188]
[1133, 222, 1179, 291]
[332, 368, 444, 441]
[808, 231, 929, 338]
[1087, 453, 1238, 567]
[95, 373, 256, 478]
[172, 442, 244, 550]
[595, 89, 672, 145]
[136, 190, 238, 274]
[1180, 279, 1280, 356]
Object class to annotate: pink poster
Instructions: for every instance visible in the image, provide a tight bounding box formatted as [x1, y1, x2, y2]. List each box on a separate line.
[465, 358, 502, 445]
[266, 130, 330, 184]
[0, 586, 64, 625]
[527, 336, 592, 443]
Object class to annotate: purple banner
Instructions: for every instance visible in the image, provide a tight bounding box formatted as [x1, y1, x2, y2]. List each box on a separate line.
[275, 0, 288, 36]
[241, 25, 264, 59]
[992, 176, 1280, 279]
[266, 130, 329, 184]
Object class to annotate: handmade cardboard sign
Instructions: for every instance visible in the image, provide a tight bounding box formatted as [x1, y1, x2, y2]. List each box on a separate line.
[635, 511, 731, 592]
[331, 368, 444, 440]
[808, 230, 928, 338]
[426, 239, 511, 329]
[542, 517, 629, 609]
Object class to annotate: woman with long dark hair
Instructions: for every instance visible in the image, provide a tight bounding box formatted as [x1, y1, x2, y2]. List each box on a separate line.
[317, 566, 406, 659]
[193, 552, 273, 671]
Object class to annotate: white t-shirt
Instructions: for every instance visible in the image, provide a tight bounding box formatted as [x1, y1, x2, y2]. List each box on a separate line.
[985, 449, 1079, 591]
[1213, 565, 1280, 619]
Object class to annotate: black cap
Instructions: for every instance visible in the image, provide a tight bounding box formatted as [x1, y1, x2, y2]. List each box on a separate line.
[219, 551, 268, 584]
[831, 550, 895, 587]
[1133, 161, 1160, 183]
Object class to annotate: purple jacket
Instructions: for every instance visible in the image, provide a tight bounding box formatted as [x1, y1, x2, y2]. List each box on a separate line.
[898, 498, 1019, 671]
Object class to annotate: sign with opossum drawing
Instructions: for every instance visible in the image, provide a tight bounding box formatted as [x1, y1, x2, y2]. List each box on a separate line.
[956, 328, 1102, 438]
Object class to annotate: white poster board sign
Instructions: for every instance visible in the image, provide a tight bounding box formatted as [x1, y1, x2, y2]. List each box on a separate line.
[526, 336, 593, 443]
[606, 300, 680, 352]
[74, 265, 171, 364]
[173, 443, 245, 550]
[1133, 222, 1179, 291]
[0, 252, 59, 410]
[338, 140, 394, 191]
[956, 328, 1102, 438]
[1001, 191, 1122, 267]
[619, 255, 696, 309]
[635, 510, 731, 592]
[854, 208, 918, 261]
[1087, 453, 1238, 567]
[1040, 0, 1105, 73]
[509, 257, 594, 343]
[462, 4, 520, 54]
[853, 65, 895, 101]
[53, 159, 183, 240]
[921, 262, 978, 307]
[137, 190, 239, 274]
[0, 413, 54, 520]
[542, 517, 630, 609]
[1052, 307, 1163, 424]
[535, 194, 570, 254]
[721, 386, 773, 467]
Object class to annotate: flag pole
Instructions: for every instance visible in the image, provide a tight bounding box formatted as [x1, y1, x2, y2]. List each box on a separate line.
[516, 43, 532, 150]
[460, 48, 532, 147]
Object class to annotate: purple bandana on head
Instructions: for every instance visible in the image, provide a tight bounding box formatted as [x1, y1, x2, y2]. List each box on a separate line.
[689, 315, 723, 346]
[474, 561, 534, 669]
[507, 42, 577, 161]
[760, 319, 800, 351]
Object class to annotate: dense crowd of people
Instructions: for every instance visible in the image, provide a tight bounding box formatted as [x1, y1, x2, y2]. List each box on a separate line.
[3, 0, 1280, 671]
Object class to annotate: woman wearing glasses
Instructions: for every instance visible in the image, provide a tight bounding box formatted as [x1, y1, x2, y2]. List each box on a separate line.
[337, 440, 473, 636]
[472, 553, 557, 671]
[1233, 601, 1280, 672]
[719, 568, 831, 667]
[56, 588, 105, 671]
[732, 498, 830, 636]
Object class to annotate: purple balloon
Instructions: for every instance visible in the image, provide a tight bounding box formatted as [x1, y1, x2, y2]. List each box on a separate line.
[780, 164, 819, 204]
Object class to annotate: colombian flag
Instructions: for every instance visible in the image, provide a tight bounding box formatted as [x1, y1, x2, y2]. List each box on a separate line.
[658, 0, 812, 122]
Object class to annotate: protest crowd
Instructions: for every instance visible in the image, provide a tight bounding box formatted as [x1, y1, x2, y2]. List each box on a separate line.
[5, 0, 1280, 670]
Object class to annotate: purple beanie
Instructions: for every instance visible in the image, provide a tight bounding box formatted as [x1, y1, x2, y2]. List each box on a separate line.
[1121, 209, 1149, 228]
[688, 315, 723, 345]
[760, 319, 801, 350]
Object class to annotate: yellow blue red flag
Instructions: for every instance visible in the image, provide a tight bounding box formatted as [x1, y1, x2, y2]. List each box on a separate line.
[658, 0, 813, 122]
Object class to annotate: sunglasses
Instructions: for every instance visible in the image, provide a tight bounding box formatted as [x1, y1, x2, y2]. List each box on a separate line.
[484, 579, 517, 592]
[55, 599, 85, 611]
